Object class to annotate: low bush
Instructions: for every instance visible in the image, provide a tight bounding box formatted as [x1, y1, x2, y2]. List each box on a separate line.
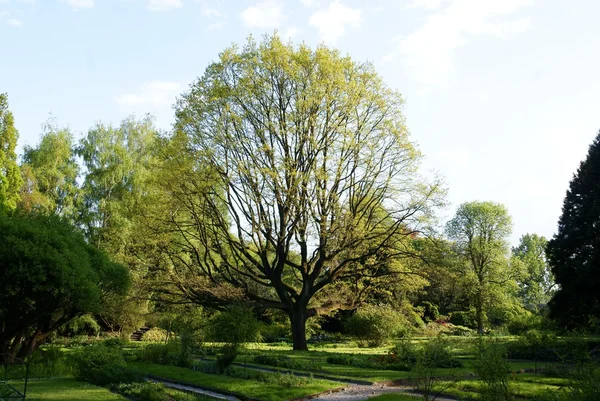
[142, 327, 169, 343]
[216, 344, 239, 373]
[252, 354, 322, 371]
[475, 339, 513, 401]
[114, 382, 170, 401]
[137, 340, 192, 367]
[27, 346, 74, 378]
[345, 304, 408, 347]
[72, 344, 143, 386]
[194, 361, 311, 387]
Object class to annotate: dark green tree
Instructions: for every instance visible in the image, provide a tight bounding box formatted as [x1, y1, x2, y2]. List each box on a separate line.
[547, 131, 600, 330]
[0, 214, 129, 360]
[0, 93, 22, 213]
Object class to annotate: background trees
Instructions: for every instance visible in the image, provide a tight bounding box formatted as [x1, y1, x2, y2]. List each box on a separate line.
[547, 130, 600, 330]
[0, 93, 22, 213]
[169, 35, 443, 350]
[0, 214, 129, 360]
[512, 234, 554, 307]
[446, 201, 523, 334]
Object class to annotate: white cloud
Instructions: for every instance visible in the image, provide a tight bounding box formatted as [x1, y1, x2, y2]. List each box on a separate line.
[391, 0, 534, 86]
[284, 26, 301, 39]
[116, 81, 181, 109]
[241, 0, 286, 28]
[202, 7, 220, 17]
[147, 0, 182, 11]
[7, 18, 23, 27]
[308, 1, 362, 44]
[61, 0, 94, 9]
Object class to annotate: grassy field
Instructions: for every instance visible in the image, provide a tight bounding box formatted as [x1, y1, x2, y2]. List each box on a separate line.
[17, 379, 126, 401]
[131, 362, 343, 401]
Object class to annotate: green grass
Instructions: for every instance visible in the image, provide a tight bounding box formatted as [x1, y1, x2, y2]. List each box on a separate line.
[131, 362, 342, 401]
[18, 379, 126, 401]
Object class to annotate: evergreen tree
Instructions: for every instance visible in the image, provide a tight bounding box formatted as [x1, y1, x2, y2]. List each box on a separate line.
[547, 130, 600, 330]
[0, 93, 22, 213]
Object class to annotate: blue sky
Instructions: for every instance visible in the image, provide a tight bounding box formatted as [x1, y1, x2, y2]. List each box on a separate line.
[1, 0, 599, 244]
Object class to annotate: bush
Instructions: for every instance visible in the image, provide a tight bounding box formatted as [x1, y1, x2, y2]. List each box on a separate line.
[72, 344, 142, 385]
[475, 339, 513, 401]
[216, 344, 238, 373]
[142, 327, 169, 343]
[252, 354, 322, 371]
[138, 340, 191, 367]
[449, 310, 477, 328]
[207, 305, 262, 344]
[25, 346, 74, 378]
[59, 315, 101, 337]
[114, 382, 169, 401]
[345, 304, 406, 347]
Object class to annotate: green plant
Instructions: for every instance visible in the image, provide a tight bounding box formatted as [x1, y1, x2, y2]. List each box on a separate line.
[475, 339, 513, 401]
[345, 304, 406, 347]
[114, 382, 170, 401]
[142, 327, 169, 343]
[207, 305, 262, 344]
[72, 343, 142, 385]
[216, 344, 239, 373]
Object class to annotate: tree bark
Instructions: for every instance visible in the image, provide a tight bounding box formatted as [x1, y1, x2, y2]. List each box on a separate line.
[290, 308, 308, 351]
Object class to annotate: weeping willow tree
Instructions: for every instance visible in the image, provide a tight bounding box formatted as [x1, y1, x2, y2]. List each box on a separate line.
[155, 35, 442, 350]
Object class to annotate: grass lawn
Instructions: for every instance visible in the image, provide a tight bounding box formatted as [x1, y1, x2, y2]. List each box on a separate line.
[18, 379, 126, 401]
[131, 362, 342, 401]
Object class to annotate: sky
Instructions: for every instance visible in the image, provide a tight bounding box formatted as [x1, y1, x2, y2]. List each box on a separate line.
[1, 0, 599, 245]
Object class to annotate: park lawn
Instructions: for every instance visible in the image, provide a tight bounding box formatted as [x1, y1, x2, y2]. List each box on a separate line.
[18, 379, 126, 401]
[438, 374, 569, 400]
[131, 362, 342, 401]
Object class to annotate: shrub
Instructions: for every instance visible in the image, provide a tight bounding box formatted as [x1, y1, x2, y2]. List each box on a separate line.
[142, 327, 169, 343]
[103, 337, 127, 348]
[449, 310, 476, 328]
[59, 315, 101, 337]
[475, 339, 513, 401]
[345, 304, 406, 347]
[138, 340, 191, 367]
[252, 354, 322, 371]
[216, 344, 238, 373]
[114, 382, 169, 401]
[72, 344, 142, 385]
[207, 305, 262, 344]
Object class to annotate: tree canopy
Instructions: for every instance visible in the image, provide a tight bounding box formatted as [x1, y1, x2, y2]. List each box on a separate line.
[0, 214, 129, 360]
[161, 35, 443, 350]
[0, 93, 22, 213]
[547, 130, 600, 330]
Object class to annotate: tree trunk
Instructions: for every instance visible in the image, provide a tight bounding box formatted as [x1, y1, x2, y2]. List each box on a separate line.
[475, 288, 484, 335]
[290, 308, 308, 351]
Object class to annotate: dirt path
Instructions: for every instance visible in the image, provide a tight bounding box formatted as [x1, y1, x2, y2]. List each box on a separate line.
[306, 384, 458, 401]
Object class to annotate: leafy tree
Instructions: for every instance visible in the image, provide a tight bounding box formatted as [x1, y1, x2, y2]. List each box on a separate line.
[547, 131, 600, 330]
[19, 121, 80, 220]
[0, 214, 129, 360]
[167, 35, 442, 350]
[512, 233, 554, 306]
[345, 304, 407, 346]
[0, 93, 22, 213]
[446, 201, 522, 334]
[77, 116, 159, 333]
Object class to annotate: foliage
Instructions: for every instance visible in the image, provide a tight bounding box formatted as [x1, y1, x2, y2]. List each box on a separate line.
[446, 201, 523, 334]
[512, 234, 554, 306]
[167, 34, 443, 350]
[142, 327, 169, 342]
[252, 354, 323, 371]
[0, 214, 129, 359]
[412, 338, 461, 400]
[345, 304, 408, 346]
[58, 314, 101, 337]
[0, 93, 22, 213]
[113, 382, 171, 401]
[216, 344, 239, 373]
[19, 121, 80, 220]
[547, 130, 600, 331]
[137, 340, 192, 367]
[207, 305, 262, 344]
[72, 343, 142, 386]
[474, 339, 513, 401]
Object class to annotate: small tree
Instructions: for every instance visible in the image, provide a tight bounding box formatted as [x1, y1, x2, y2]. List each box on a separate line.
[0, 93, 22, 213]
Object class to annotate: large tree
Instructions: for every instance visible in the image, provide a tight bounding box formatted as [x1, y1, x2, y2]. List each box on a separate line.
[446, 201, 522, 334]
[0, 93, 22, 213]
[167, 35, 442, 350]
[0, 214, 129, 360]
[547, 131, 600, 330]
[512, 233, 554, 306]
